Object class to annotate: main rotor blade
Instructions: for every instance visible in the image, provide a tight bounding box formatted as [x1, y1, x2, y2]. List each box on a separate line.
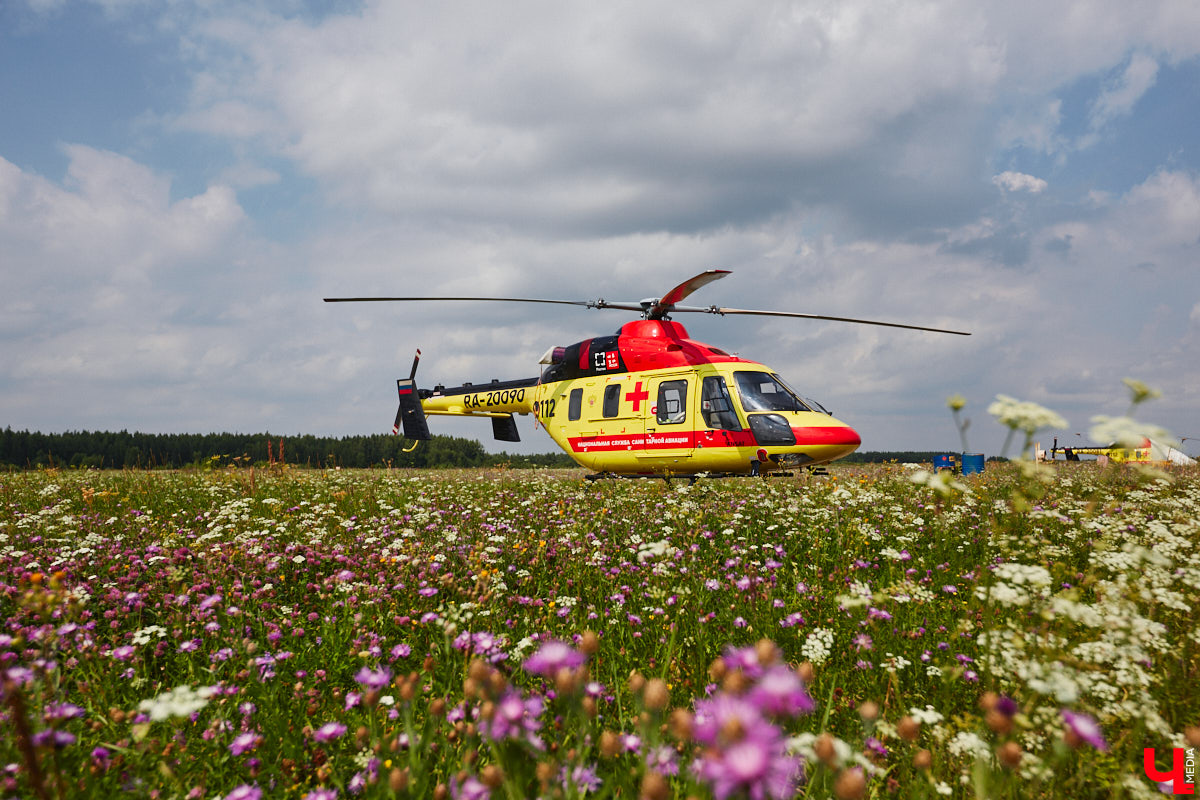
[650, 269, 731, 319]
[324, 296, 594, 308]
[669, 305, 971, 335]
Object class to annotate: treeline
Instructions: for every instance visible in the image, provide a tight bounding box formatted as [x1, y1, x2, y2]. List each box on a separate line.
[0, 428, 577, 470]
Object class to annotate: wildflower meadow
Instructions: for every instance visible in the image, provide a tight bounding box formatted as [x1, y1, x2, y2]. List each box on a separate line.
[2, 455, 1198, 799]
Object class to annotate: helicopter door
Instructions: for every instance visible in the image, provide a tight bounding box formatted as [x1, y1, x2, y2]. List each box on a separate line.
[638, 375, 695, 459]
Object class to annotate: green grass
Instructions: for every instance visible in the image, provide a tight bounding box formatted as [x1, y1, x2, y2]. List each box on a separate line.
[1, 462, 1196, 799]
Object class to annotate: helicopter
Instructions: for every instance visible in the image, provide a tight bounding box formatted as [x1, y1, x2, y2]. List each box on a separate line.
[325, 270, 970, 478]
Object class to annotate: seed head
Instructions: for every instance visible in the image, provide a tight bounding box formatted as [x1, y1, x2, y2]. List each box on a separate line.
[833, 767, 866, 800]
[599, 730, 621, 758]
[643, 678, 670, 712]
[668, 708, 694, 741]
[896, 716, 920, 742]
[997, 741, 1022, 769]
[985, 709, 1012, 735]
[480, 764, 504, 788]
[814, 732, 838, 767]
[640, 770, 670, 800]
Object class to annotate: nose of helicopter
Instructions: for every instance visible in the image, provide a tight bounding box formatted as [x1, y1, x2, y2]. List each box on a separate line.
[794, 416, 861, 463]
[824, 419, 862, 459]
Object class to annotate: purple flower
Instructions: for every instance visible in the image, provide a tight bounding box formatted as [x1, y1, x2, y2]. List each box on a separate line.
[43, 702, 85, 721]
[90, 746, 112, 771]
[353, 666, 392, 692]
[479, 688, 544, 749]
[522, 640, 586, 678]
[995, 695, 1019, 717]
[32, 729, 76, 749]
[1061, 709, 1108, 751]
[747, 666, 815, 718]
[314, 721, 347, 743]
[111, 645, 135, 661]
[303, 790, 338, 800]
[389, 643, 411, 662]
[561, 764, 602, 794]
[450, 774, 490, 800]
[646, 745, 679, 776]
[721, 644, 774, 680]
[230, 732, 261, 756]
[226, 785, 262, 800]
[693, 707, 802, 800]
[693, 693, 767, 748]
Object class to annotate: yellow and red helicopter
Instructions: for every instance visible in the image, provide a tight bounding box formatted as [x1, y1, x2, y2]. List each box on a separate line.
[325, 270, 970, 478]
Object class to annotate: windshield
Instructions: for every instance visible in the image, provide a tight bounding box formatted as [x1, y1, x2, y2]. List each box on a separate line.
[733, 371, 812, 413]
[771, 374, 831, 415]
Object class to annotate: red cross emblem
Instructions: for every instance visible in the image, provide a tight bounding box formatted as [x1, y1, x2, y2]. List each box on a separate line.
[625, 381, 650, 411]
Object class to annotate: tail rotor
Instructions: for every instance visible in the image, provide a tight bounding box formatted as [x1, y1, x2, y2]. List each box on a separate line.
[393, 349, 431, 441]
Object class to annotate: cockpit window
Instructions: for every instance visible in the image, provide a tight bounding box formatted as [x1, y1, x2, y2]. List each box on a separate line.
[701, 376, 740, 430]
[733, 371, 812, 413]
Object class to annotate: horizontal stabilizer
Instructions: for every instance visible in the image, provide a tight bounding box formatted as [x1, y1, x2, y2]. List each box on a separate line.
[492, 414, 521, 442]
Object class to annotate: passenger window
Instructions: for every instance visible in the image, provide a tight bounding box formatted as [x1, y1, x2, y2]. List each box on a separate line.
[602, 384, 621, 418]
[568, 388, 583, 421]
[701, 376, 740, 430]
[656, 380, 687, 425]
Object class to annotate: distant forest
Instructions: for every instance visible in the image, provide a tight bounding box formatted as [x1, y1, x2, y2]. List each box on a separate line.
[0, 427, 995, 471]
[0, 428, 576, 470]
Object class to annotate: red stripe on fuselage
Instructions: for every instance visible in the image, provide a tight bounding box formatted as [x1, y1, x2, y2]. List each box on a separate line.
[565, 426, 857, 453]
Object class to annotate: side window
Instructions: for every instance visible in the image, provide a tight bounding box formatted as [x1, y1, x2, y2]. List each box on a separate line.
[701, 376, 740, 430]
[568, 388, 583, 421]
[602, 384, 621, 418]
[656, 380, 688, 425]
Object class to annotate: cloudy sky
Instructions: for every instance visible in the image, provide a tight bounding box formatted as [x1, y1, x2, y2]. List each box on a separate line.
[2, 0, 1198, 457]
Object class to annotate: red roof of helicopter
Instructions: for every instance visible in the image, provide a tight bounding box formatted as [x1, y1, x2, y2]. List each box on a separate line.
[616, 319, 748, 372]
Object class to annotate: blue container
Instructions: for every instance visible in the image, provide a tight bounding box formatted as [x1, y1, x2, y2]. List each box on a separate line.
[961, 453, 985, 475]
[933, 454, 957, 471]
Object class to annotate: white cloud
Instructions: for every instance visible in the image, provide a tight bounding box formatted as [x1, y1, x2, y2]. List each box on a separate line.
[992, 171, 1048, 193]
[1090, 52, 1160, 129]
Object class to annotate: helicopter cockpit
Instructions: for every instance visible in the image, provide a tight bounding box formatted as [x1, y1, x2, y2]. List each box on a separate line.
[733, 371, 816, 413]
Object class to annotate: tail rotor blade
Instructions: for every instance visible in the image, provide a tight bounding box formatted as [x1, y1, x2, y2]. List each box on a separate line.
[409, 348, 422, 381]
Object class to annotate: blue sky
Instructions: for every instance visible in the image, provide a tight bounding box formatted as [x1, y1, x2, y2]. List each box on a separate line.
[2, 0, 1198, 457]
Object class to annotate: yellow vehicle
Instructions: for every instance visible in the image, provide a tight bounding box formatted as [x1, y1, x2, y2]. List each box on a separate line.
[327, 271, 969, 478]
[1044, 437, 1152, 464]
